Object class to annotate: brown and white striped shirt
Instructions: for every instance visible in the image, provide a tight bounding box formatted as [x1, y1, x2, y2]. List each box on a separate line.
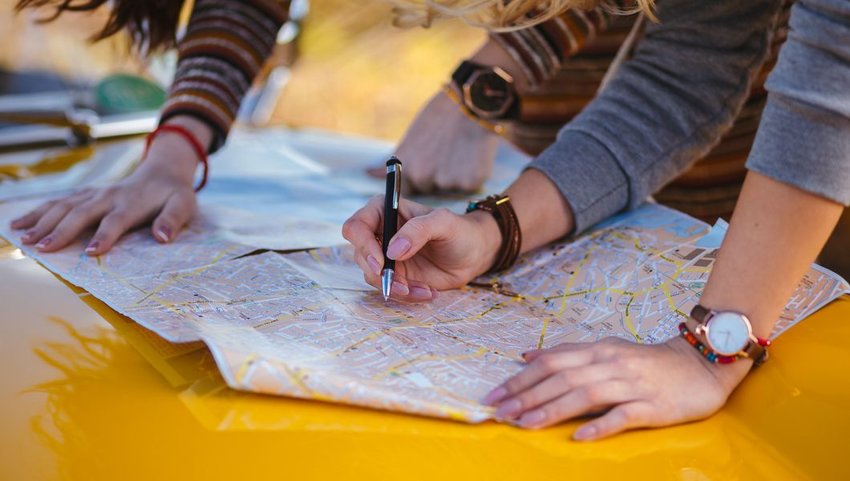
[159, 0, 290, 152]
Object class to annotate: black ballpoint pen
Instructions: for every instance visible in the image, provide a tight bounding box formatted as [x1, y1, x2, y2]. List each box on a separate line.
[381, 156, 402, 301]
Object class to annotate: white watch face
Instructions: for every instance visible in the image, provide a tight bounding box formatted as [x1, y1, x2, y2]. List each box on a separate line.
[706, 312, 751, 356]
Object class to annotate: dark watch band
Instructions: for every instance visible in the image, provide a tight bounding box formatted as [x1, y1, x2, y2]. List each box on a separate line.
[466, 195, 522, 273]
[690, 304, 711, 324]
[451, 60, 480, 89]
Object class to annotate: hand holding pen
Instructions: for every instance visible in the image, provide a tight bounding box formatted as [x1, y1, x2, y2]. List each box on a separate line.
[342, 156, 494, 303]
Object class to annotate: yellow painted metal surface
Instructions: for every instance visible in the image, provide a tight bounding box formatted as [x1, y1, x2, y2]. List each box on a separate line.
[0, 146, 95, 181]
[1, 239, 848, 481]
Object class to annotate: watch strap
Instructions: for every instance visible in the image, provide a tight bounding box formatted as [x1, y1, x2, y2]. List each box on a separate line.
[451, 60, 480, 89]
[745, 341, 769, 366]
[690, 304, 711, 323]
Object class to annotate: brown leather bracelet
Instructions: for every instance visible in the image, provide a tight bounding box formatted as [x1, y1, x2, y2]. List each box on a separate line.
[466, 195, 522, 273]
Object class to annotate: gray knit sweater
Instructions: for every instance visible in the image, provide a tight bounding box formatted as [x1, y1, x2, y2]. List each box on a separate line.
[528, 0, 850, 233]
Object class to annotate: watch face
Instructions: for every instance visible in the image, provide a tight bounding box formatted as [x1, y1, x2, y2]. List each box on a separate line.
[465, 69, 515, 119]
[706, 312, 751, 356]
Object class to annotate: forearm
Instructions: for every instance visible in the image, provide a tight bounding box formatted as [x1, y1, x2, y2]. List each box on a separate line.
[504, 169, 574, 254]
[141, 115, 214, 182]
[703, 0, 850, 335]
[700, 172, 844, 337]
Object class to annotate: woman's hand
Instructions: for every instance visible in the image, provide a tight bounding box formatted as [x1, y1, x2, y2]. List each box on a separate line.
[9, 120, 207, 255]
[483, 336, 752, 441]
[395, 91, 500, 193]
[342, 195, 502, 302]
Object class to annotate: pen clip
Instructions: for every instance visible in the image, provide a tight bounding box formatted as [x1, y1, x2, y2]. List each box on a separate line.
[388, 163, 401, 209]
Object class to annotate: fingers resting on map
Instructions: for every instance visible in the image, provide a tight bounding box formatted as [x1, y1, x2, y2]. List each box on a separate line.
[10, 171, 197, 256]
[481, 336, 746, 440]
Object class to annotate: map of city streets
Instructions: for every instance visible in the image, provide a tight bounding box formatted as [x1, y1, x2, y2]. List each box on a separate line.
[2, 202, 847, 422]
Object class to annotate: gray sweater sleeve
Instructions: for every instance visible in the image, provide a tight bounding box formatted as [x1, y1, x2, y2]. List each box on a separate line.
[527, 0, 784, 233]
[746, 0, 850, 206]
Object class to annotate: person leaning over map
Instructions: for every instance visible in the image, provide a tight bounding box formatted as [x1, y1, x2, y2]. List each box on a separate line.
[8, 0, 844, 259]
[10, 0, 295, 255]
[9, 0, 850, 439]
[342, 0, 850, 439]
[7, 0, 599, 254]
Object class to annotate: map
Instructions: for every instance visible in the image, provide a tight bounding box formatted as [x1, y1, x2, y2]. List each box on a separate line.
[2, 129, 848, 422]
[1, 198, 847, 422]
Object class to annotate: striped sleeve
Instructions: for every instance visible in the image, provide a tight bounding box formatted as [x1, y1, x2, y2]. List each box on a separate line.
[490, 6, 612, 90]
[159, 0, 290, 153]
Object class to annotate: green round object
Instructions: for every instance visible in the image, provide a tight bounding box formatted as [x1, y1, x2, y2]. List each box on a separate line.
[95, 74, 167, 114]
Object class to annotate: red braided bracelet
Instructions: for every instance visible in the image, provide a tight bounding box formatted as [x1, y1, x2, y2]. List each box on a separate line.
[143, 124, 209, 191]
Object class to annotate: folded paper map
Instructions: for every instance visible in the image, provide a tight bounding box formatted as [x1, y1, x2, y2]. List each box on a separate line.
[1, 200, 846, 422]
[2, 129, 847, 422]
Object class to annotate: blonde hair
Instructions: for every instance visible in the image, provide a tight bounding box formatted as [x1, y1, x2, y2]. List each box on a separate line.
[389, 0, 656, 31]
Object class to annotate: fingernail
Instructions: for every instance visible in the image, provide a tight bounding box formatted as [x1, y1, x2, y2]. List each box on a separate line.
[155, 225, 171, 242]
[35, 237, 52, 250]
[85, 241, 100, 254]
[366, 255, 382, 276]
[482, 386, 508, 405]
[21, 230, 36, 243]
[518, 410, 546, 428]
[573, 425, 598, 441]
[495, 399, 522, 419]
[386, 237, 411, 260]
[409, 285, 433, 300]
[392, 281, 409, 296]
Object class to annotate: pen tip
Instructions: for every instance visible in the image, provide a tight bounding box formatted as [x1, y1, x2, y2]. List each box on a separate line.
[381, 269, 394, 302]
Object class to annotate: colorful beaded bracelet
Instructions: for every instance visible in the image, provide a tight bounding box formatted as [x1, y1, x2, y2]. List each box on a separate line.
[678, 322, 738, 364]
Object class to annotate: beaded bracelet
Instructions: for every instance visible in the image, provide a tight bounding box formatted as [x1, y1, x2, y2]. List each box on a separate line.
[143, 124, 210, 192]
[678, 322, 738, 364]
